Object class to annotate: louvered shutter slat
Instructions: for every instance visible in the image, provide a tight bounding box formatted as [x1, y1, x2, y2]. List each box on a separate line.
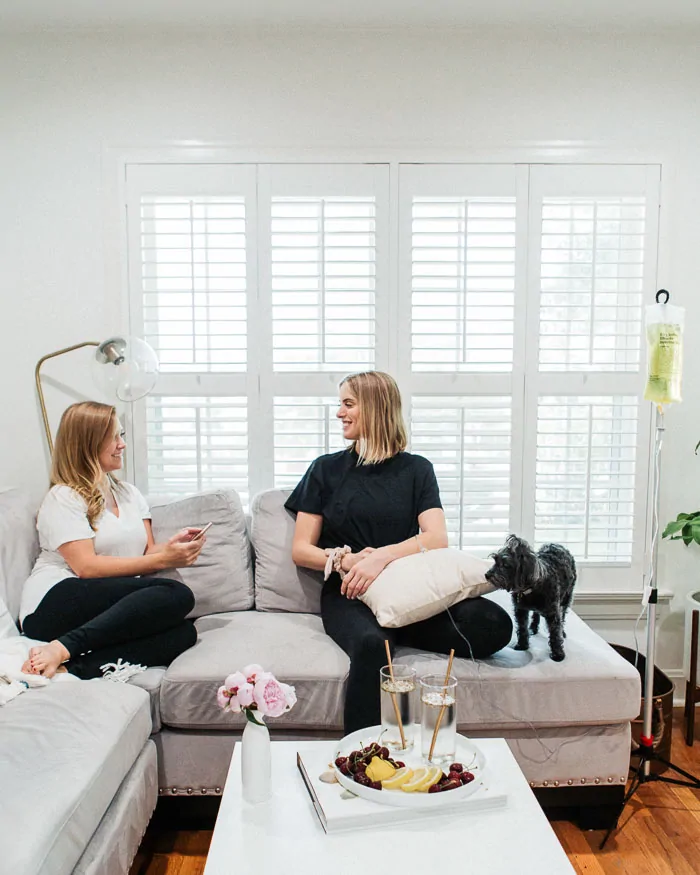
[411, 397, 512, 556]
[273, 397, 347, 487]
[140, 197, 247, 372]
[535, 396, 638, 561]
[539, 198, 645, 372]
[411, 198, 516, 372]
[272, 198, 376, 372]
[145, 397, 249, 507]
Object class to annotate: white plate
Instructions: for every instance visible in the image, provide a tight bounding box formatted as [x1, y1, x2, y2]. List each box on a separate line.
[333, 725, 487, 808]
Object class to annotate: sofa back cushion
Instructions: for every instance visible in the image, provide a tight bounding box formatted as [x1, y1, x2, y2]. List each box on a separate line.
[0, 489, 40, 628]
[150, 490, 254, 617]
[251, 489, 323, 614]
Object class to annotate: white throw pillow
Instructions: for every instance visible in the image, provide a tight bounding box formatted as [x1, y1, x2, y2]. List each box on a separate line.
[359, 548, 495, 628]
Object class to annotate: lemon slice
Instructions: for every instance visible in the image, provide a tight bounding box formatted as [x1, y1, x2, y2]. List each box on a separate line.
[416, 766, 443, 792]
[401, 767, 430, 793]
[381, 767, 413, 789]
[365, 756, 397, 782]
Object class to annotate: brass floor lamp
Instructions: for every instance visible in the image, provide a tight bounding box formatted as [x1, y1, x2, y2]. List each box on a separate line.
[35, 336, 159, 454]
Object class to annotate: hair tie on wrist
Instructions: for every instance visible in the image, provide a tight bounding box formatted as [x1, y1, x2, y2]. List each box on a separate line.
[324, 545, 351, 581]
[415, 534, 427, 554]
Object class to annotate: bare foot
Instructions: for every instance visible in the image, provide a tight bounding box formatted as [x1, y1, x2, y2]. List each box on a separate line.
[21, 657, 38, 674]
[28, 641, 70, 678]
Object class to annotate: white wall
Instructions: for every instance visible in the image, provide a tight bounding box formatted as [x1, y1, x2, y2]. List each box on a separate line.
[1, 28, 699, 674]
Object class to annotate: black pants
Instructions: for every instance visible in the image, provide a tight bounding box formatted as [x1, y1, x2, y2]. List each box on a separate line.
[321, 577, 513, 734]
[22, 576, 197, 679]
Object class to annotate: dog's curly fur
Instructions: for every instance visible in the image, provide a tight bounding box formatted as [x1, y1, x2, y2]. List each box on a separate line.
[485, 535, 576, 662]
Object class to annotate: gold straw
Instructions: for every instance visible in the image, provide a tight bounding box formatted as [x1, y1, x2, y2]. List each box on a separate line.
[428, 648, 455, 762]
[384, 639, 407, 750]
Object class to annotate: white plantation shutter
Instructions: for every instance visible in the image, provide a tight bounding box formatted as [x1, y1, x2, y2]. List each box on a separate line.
[539, 197, 645, 372]
[411, 197, 516, 372]
[523, 165, 659, 587]
[145, 396, 248, 506]
[263, 164, 388, 373]
[534, 396, 638, 562]
[271, 197, 376, 371]
[273, 397, 347, 488]
[411, 397, 512, 557]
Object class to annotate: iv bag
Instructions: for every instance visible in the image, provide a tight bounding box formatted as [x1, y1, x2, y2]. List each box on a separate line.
[644, 301, 685, 406]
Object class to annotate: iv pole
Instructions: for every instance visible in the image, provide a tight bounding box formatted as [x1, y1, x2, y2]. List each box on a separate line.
[601, 290, 700, 849]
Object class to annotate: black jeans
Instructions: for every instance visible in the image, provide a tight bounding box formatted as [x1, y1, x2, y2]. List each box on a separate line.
[22, 576, 197, 679]
[321, 577, 513, 734]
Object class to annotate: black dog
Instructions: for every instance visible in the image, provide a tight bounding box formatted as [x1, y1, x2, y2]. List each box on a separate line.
[485, 535, 576, 662]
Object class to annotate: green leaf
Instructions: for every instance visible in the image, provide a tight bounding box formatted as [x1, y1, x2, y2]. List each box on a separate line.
[663, 519, 687, 538]
[682, 524, 694, 546]
[244, 708, 266, 727]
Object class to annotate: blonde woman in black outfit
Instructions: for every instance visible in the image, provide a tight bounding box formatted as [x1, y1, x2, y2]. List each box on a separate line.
[285, 371, 512, 733]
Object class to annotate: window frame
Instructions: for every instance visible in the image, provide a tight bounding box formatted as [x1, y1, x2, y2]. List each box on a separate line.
[118, 151, 663, 593]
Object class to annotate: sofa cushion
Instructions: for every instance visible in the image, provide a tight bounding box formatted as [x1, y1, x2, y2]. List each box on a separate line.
[251, 489, 323, 614]
[396, 590, 641, 730]
[0, 680, 151, 875]
[128, 667, 165, 733]
[159, 592, 640, 732]
[150, 490, 254, 617]
[160, 612, 348, 730]
[0, 488, 40, 625]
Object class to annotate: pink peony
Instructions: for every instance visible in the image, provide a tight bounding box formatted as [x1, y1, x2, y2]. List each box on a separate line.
[242, 664, 265, 684]
[216, 685, 241, 713]
[216, 685, 230, 710]
[281, 683, 297, 709]
[254, 672, 291, 718]
[224, 671, 247, 693]
[236, 681, 255, 708]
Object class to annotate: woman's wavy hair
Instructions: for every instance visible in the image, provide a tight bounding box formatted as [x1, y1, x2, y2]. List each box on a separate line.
[50, 401, 124, 530]
[340, 371, 407, 465]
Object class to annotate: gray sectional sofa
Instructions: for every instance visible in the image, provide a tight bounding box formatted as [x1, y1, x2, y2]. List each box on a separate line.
[0, 486, 642, 874]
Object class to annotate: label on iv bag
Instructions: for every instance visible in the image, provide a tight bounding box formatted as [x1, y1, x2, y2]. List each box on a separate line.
[644, 322, 683, 405]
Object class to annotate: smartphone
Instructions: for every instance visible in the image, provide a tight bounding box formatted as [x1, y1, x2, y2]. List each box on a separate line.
[190, 522, 213, 541]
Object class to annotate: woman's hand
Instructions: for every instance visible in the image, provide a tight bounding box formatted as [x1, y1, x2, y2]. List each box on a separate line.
[340, 547, 375, 573]
[159, 538, 205, 569]
[168, 528, 203, 545]
[341, 549, 393, 600]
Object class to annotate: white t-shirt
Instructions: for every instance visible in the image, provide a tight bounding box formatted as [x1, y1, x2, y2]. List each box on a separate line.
[20, 483, 151, 624]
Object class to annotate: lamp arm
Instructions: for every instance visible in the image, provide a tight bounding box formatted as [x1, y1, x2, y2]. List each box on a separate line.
[35, 342, 100, 455]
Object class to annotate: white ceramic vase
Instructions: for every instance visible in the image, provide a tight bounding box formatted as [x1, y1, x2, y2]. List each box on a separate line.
[241, 712, 272, 804]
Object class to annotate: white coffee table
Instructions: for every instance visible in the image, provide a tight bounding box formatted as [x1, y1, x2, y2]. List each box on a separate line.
[204, 738, 574, 875]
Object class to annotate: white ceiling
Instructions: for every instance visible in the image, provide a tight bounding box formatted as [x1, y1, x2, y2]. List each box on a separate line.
[3, 0, 700, 32]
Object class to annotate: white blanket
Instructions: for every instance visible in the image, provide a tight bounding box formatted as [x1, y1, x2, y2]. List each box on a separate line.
[0, 636, 77, 705]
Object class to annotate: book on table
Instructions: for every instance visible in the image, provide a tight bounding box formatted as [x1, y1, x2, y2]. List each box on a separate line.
[296, 744, 508, 834]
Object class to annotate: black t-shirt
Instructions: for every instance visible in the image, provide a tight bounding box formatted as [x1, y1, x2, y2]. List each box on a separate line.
[284, 449, 442, 553]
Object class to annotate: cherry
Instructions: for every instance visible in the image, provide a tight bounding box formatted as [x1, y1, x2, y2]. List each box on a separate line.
[448, 770, 461, 783]
[378, 747, 390, 759]
[441, 779, 461, 791]
[449, 763, 463, 773]
[354, 763, 367, 774]
[461, 771, 475, 784]
[428, 783, 442, 793]
[371, 781, 382, 791]
[395, 761, 406, 769]
[339, 763, 350, 776]
[335, 756, 348, 768]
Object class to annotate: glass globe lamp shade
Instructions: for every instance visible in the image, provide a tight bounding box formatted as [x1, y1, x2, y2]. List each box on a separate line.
[90, 336, 159, 402]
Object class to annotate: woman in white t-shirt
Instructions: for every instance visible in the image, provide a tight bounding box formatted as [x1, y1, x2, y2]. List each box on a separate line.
[21, 401, 205, 679]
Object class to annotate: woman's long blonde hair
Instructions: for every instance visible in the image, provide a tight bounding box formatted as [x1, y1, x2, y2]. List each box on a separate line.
[340, 371, 407, 465]
[51, 401, 124, 530]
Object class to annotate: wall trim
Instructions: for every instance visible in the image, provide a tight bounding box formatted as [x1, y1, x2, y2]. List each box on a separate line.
[573, 590, 673, 621]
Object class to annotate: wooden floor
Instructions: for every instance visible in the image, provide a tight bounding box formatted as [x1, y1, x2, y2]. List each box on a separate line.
[136, 709, 700, 875]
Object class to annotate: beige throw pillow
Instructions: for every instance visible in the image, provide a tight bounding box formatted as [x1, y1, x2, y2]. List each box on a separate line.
[358, 548, 495, 628]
